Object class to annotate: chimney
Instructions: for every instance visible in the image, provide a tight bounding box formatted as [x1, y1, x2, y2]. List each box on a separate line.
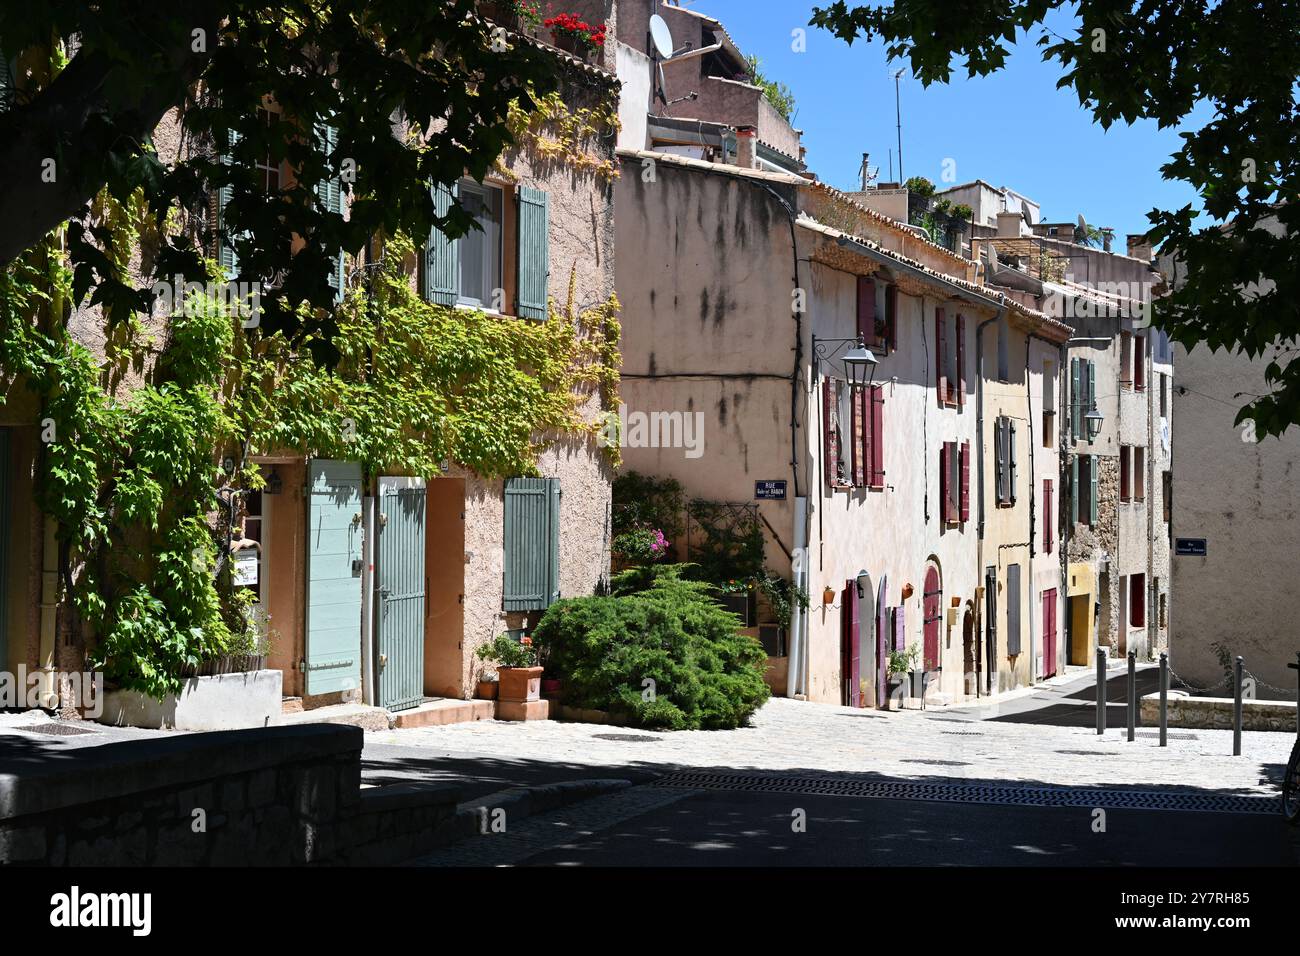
[995, 210, 1022, 238]
[735, 126, 757, 169]
[1126, 233, 1153, 261]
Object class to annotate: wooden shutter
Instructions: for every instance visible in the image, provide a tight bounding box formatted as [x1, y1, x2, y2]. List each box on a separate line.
[995, 418, 1007, 504]
[856, 276, 875, 344]
[870, 385, 885, 487]
[876, 577, 889, 704]
[1135, 335, 1146, 390]
[959, 440, 971, 522]
[503, 477, 561, 611]
[1089, 453, 1099, 526]
[1070, 358, 1081, 440]
[516, 186, 549, 320]
[851, 386, 865, 486]
[1135, 447, 1145, 500]
[1043, 479, 1053, 553]
[1131, 576, 1146, 627]
[1003, 421, 1013, 509]
[315, 123, 346, 299]
[884, 284, 898, 354]
[1071, 455, 1080, 524]
[823, 378, 840, 489]
[1087, 361, 1097, 424]
[425, 181, 459, 305]
[956, 313, 966, 407]
[217, 127, 241, 278]
[939, 441, 951, 523]
[1006, 563, 1021, 656]
[935, 307, 947, 404]
[893, 601, 905, 652]
[1120, 447, 1130, 501]
[305, 460, 363, 695]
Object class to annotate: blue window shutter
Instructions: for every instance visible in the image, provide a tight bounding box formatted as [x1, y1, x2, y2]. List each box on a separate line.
[503, 477, 560, 611]
[516, 186, 549, 320]
[425, 182, 459, 305]
[1087, 360, 1097, 422]
[1070, 455, 1079, 524]
[315, 123, 346, 300]
[217, 127, 241, 278]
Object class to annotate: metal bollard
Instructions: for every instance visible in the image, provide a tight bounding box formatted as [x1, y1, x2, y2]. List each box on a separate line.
[1096, 646, 1108, 735]
[1233, 656, 1244, 756]
[1127, 649, 1136, 742]
[1159, 652, 1168, 747]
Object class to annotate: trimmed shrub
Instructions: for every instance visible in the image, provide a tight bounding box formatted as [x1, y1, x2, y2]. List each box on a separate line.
[533, 573, 770, 730]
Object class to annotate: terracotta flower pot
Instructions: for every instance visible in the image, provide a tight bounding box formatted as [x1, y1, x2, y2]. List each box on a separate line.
[476, 680, 499, 701]
[498, 666, 544, 703]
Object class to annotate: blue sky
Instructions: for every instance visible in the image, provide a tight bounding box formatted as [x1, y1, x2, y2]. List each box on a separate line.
[681, 0, 1209, 239]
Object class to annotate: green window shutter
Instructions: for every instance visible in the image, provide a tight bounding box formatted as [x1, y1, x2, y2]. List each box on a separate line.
[1070, 357, 1081, 440]
[315, 123, 346, 300]
[1009, 419, 1018, 505]
[217, 127, 242, 278]
[1070, 455, 1079, 525]
[1087, 360, 1097, 425]
[503, 477, 561, 611]
[516, 186, 550, 320]
[1089, 454, 1099, 526]
[425, 181, 459, 305]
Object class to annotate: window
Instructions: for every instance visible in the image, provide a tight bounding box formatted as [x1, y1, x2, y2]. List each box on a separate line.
[1120, 446, 1131, 502]
[1163, 470, 1172, 523]
[425, 181, 549, 320]
[940, 440, 963, 523]
[858, 277, 895, 353]
[1130, 573, 1146, 628]
[1134, 334, 1146, 391]
[1159, 592, 1167, 629]
[457, 180, 503, 308]
[1134, 446, 1145, 500]
[995, 416, 1017, 506]
[1160, 372, 1168, 417]
[254, 108, 283, 193]
[1006, 563, 1022, 656]
[1042, 359, 1056, 448]
[503, 477, 561, 611]
[1120, 331, 1133, 388]
[844, 382, 886, 490]
[1072, 454, 1097, 526]
[934, 307, 964, 406]
[823, 378, 851, 489]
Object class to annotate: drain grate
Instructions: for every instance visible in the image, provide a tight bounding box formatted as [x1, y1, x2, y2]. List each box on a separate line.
[1135, 731, 1199, 741]
[901, 759, 969, 767]
[16, 722, 99, 737]
[941, 730, 984, 736]
[591, 733, 662, 743]
[654, 770, 1276, 815]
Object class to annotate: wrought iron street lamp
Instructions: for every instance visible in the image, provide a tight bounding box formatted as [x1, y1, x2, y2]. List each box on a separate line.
[1085, 407, 1104, 441]
[813, 334, 879, 387]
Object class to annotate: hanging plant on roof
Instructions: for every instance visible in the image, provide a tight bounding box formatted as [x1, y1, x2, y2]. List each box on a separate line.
[545, 13, 608, 53]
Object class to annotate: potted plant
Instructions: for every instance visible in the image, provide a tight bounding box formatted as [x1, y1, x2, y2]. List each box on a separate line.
[544, 12, 607, 60]
[884, 642, 920, 710]
[611, 527, 671, 570]
[477, 633, 542, 703]
[479, 0, 541, 32]
[716, 578, 754, 626]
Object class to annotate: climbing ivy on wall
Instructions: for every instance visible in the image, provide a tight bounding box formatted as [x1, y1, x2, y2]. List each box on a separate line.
[503, 84, 621, 183]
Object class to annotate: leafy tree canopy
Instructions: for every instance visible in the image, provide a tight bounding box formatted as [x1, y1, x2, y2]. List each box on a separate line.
[810, 0, 1300, 437]
[0, 1, 561, 357]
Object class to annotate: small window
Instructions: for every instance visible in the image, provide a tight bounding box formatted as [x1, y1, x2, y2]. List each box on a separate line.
[1120, 331, 1133, 388]
[254, 108, 284, 193]
[1130, 573, 1146, 628]
[457, 180, 504, 309]
[1160, 373, 1168, 417]
[1134, 446, 1145, 500]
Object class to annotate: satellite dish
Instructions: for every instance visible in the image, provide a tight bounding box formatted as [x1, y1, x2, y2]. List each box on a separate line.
[1021, 205, 1034, 227]
[1077, 213, 1088, 232]
[650, 14, 674, 59]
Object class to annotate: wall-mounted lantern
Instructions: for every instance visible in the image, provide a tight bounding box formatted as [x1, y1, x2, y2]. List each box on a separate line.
[813, 334, 879, 388]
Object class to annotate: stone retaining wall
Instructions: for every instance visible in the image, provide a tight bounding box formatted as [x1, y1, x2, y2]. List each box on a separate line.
[0, 724, 458, 866]
[1140, 693, 1298, 732]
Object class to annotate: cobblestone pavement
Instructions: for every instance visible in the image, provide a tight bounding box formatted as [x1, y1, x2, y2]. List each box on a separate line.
[368, 695, 1295, 798]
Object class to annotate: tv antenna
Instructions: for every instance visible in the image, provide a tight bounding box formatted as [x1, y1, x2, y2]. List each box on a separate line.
[858, 152, 878, 191]
[892, 68, 905, 183]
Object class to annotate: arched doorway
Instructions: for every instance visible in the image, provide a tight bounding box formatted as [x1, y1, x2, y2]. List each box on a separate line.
[922, 564, 942, 672]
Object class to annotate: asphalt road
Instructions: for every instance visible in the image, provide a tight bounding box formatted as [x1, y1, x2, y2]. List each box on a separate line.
[513, 788, 1297, 867]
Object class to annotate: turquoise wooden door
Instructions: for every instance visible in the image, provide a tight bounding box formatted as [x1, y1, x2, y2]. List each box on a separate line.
[376, 477, 427, 711]
[305, 460, 363, 695]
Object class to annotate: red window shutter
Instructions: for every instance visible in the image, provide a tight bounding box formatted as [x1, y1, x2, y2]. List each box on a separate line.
[851, 385, 865, 486]
[960, 440, 971, 521]
[870, 385, 885, 487]
[885, 284, 897, 354]
[823, 378, 840, 489]
[940, 441, 951, 522]
[935, 307, 947, 403]
[956, 313, 966, 407]
[1120, 447, 1130, 501]
[1044, 479, 1053, 553]
[856, 276, 875, 345]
